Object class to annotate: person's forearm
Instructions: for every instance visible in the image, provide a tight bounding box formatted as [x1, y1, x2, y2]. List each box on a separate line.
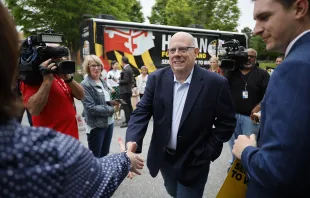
[252, 103, 261, 113]
[67, 80, 85, 100]
[27, 79, 53, 116]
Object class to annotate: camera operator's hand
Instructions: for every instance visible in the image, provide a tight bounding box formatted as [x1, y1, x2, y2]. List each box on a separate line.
[41, 59, 57, 81]
[59, 74, 72, 81]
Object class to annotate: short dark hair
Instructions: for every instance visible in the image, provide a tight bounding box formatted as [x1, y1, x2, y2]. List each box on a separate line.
[122, 56, 129, 64]
[275, 0, 296, 8]
[0, 3, 22, 123]
[110, 60, 117, 70]
[253, 0, 309, 10]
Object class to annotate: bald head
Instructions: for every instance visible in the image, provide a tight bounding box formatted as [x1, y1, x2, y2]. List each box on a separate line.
[168, 32, 199, 82]
[169, 32, 197, 48]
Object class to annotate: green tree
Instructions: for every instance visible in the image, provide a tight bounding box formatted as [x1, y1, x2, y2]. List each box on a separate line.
[148, 0, 169, 24]
[188, 0, 217, 27]
[127, 0, 145, 23]
[165, 0, 193, 26]
[148, 0, 240, 31]
[5, 0, 144, 55]
[206, 0, 240, 31]
[250, 35, 283, 60]
[241, 26, 253, 45]
[239, 26, 283, 60]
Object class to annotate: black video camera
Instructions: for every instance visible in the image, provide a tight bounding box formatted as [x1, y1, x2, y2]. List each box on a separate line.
[19, 31, 76, 85]
[219, 39, 248, 71]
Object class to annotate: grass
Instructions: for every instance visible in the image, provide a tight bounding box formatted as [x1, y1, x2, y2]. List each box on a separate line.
[259, 62, 276, 69]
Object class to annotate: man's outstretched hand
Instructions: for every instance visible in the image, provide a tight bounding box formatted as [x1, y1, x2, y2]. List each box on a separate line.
[118, 138, 144, 176]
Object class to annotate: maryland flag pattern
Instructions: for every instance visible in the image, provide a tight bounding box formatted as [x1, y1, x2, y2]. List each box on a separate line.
[94, 26, 157, 75]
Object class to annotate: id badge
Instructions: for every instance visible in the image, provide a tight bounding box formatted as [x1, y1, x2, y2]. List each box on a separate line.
[242, 91, 248, 99]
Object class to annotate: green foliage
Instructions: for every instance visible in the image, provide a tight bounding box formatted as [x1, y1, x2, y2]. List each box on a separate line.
[73, 73, 84, 83]
[188, 0, 217, 28]
[127, 0, 145, 23]
[5, 0, 144, 54]
[165, 0, 193, 27]
[241, 27, 253, 45]
[148, 0, 168, 24]
[149, 0, 240, 31]
[206, 0, 240, 31]
[259, 62, 276, 69]
[241, 26, 283, 60]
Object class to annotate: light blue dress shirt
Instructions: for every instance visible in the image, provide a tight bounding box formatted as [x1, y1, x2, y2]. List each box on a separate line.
[167, 69, 194, 150]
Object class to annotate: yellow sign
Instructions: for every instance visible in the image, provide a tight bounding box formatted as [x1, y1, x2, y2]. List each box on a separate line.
[216, 159, 248, 198]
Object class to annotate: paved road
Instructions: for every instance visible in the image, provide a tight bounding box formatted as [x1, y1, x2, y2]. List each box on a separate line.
[22, 99, 232, 198]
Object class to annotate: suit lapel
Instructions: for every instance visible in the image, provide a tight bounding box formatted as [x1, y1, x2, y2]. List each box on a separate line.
[163, 68, 174, 127]
[179, 66, 204, 128]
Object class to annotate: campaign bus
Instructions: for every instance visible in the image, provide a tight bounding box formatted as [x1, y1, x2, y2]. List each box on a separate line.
[80, 17, 247, 73]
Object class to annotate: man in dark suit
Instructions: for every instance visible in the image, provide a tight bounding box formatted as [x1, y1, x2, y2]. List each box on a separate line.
[125, 32, 236, 197]
[119, 56, 134, 128]
[233, 0, 310, 197]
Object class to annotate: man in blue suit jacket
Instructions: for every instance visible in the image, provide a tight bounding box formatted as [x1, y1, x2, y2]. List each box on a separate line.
[233, 0, 310, 197]
[125, 32, 236, 197]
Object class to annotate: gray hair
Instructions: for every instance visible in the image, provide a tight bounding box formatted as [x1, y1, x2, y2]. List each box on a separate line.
[246, 48, 258, 57]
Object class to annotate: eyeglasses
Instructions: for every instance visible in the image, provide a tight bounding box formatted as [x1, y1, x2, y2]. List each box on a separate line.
[248, 55, 257, 59]
[89, 64, 102, 68]
[167, 46, 195, 55]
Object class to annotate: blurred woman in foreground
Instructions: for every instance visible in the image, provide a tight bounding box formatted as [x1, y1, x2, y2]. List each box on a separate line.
[0, 3, 143, 198]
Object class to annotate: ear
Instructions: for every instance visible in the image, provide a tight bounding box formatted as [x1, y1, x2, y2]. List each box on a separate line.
[295, 0, 309, 19]
[194, 48, 200, 56]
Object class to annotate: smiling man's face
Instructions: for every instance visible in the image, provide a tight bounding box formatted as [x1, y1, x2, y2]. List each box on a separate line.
[168, 32, 199, 75]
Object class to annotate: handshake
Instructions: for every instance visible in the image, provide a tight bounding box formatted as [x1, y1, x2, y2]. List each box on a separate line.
[117, 138, 144, 179]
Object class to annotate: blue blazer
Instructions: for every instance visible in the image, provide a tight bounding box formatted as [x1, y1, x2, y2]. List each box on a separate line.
[241, 32, 310, 197]
[126, 65, 236, 185]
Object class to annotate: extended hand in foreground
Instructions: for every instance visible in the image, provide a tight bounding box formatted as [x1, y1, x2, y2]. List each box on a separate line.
[232, 134, 257, 160]
[118, 138, 144, 176]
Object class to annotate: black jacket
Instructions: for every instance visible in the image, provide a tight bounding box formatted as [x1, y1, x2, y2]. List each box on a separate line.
[119, 64, 134, 94]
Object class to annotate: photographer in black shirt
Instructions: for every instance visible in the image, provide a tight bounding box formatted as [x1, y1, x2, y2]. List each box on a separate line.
[223, 48, 270, 165]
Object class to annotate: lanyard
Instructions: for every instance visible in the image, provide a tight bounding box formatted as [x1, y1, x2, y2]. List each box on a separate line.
[55, 76, 76, 110]
[240, 70, 253, 91]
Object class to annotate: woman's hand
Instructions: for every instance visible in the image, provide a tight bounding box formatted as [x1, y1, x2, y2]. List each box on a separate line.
[117, 138, 144, 175]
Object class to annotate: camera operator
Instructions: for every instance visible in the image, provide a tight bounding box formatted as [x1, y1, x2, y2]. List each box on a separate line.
[21, 58, 85, 139]
[223, 48, 270, 165]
